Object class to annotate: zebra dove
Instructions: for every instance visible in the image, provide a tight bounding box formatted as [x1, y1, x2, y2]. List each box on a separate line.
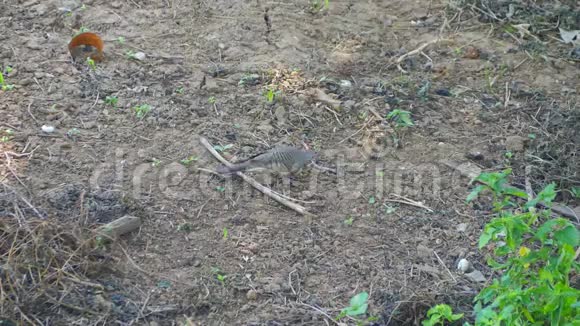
[216, 146, 315, 174]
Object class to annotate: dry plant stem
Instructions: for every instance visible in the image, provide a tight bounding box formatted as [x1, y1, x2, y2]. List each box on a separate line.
[396, 38, 451, 73]
[199, 136, 316, 217]
[433, 250, 457, 283]
[385, 194, 434, 213]
[2, 182, 44, 219]
[298, 302, 340, 326]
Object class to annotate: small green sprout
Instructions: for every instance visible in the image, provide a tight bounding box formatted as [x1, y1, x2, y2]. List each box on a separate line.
[67, 128, 80, 138]
[386, 109, 414, 128]
[211, 267, 226, 285]
[215, 186, 226, 192]
[151, 158, 161, 167]
[344, 216, 354, 226]
[157, 280, 171, 289]
[180, 155, 198, 165]
[0, 71, 15, 91]
[213, 144, 233, 153]
[125, 50, 137, 59]
[105, 95, 118, 107]
[175, 86, 184, 94]
[86, 57, 96, 71]
[4, 66, 13, 74]
[368, 196, 376, 204]
[117, 36, 125, 44]
[264, 88, 277, 103]
[177, 223, 193, 232]
[504, 151, 513, 159]
[337, 292, 369, 319]
[422, 304, 463, 326]
[133, 104, 151, 119]
[208, 96, 216, 104]
[1, 129, 13, 143]
[222, 227, 228, 240]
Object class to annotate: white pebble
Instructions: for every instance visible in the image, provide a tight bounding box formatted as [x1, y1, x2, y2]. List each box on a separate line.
[457, 258, 470, 273]
[41, 125, 55, 133]
[134, 52, 146, 61]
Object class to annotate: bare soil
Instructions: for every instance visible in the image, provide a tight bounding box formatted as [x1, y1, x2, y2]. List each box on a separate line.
[1, 0, 578, 325]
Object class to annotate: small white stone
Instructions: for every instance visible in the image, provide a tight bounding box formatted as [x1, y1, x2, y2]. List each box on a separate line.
[41, 125, 55, 133]
[134, 52, 146, 61]
[456, 223, 468, 232]
[457, 258, 470, 273]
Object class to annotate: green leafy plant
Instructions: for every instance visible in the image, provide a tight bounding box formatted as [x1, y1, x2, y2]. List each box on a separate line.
[263, 88, 279, 103]
[177, 223, 192, 232]
[222, 227, 228, 240]
[467, 171, 579, 325]
[66, 128, 80, 139]
[0, 70, 15, 91]
[213, 144, 233, 153]
[215, 186, 225, 192]
[417, 81, 431, 101]
[151, 158, 161, 167]
[105, 95, 118, 107]
[387, 109, 414, 128]
[570, 186, 580, 199]
[211, 267, 226, 285]
[133, 104, 151, 119]
[125, 50, 137, 59]
[175, 86, 184, 94]
[311, 0, 330, 12]
[344, 216, 354, 226]
[337, 292, 369, 319]
[73, 26, 90, 36]
[86, 57, 96, 71]
[1, 129, 14, 143]
[180, 155, 198, 165]
[117, 36, 125, 44]
[422, 304, 464, 326]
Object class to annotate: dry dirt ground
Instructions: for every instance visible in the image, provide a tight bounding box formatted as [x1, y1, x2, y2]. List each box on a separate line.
[1, 0, 579, 325]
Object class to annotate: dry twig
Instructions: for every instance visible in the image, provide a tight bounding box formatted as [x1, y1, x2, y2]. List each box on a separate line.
[199, 136, 316, 217]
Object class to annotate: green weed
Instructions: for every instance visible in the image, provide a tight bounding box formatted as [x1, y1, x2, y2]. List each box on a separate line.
[0, 70, 15, 91]
[386, 109, 414, 128]
[105, 96, 118, 107]
[133, 104, 151, 119]
[422, 304, 463, 326]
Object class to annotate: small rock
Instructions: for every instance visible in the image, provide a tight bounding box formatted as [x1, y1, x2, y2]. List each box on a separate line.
[457, 258, 471, 273]
[19, 78, 33, 86]
[463, 46, 480, 59]
[465, 151, 484, 160]
[274, 106, 286, 124]
[456, 223, 468, 232]
[133, 52, 146, 61]
[435, 89, 451, 96]
[246, 289, 258, 300]
[339, 80, 352, 89]
[41, 125, 55, 133]
[26, 39, 42, 50]
[465, 270, 486, 283]
[505, 135, 527, 152]
[570, 47, 580, 60]
[416, 244, 431, 258]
